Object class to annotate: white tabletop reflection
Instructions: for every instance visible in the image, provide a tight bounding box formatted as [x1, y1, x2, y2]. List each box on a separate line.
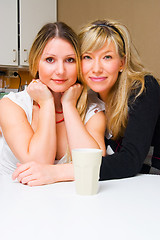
[0, 174, 160, 240]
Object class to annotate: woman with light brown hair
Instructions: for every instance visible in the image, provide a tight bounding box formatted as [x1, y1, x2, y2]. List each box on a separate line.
[79, 19, 160, 179]
[0, 22, 106, 185]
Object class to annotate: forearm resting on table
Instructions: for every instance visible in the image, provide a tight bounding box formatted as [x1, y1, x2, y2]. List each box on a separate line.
[53, 163, 74, 182]
[12, 162, 74, 185]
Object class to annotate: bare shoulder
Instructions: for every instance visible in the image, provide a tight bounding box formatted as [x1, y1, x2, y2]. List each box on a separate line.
[86, 111, 106, 132]
[0, 98, 13, 119]
[0, 97, 23, 114]
[0, 97, 27, 126]
[0, 97, 15, 109]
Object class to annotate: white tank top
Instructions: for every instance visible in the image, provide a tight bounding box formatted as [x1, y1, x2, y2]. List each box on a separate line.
[0, 89, 105, 175]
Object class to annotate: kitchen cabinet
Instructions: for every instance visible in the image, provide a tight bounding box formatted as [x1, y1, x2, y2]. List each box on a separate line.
[0, 0, 57, 67]
[0, 0, 18, 67]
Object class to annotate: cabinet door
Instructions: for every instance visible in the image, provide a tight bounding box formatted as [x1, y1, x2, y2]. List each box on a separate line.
[0, 0, 18, 66]
[20, 0, 57, 66]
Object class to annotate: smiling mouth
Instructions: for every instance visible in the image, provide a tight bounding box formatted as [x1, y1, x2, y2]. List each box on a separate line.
[52, 79, 67, 84]
[89, 77, 106, 82]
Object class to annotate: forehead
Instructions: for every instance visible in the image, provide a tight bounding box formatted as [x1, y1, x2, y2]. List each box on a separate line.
[42, 38, 75, 55]
[85, 39, 118, 54]
[97, 40, 116, 52]
[81, 29, 118, 52]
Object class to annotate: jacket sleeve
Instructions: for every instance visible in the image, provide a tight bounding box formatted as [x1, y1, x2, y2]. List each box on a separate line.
[100, 76, 160, 180]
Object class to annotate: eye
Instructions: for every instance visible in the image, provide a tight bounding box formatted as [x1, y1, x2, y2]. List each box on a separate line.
[104, 55, 112, 60]
[82, 55, 92, 60]
[46, 57, 54, 63]
[66, 57, 76, 63]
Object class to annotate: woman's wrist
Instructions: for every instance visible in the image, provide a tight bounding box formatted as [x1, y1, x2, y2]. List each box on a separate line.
[53, 163, 74, 183]
[38, 98, 55, 109]
[62, 102, 76, 113]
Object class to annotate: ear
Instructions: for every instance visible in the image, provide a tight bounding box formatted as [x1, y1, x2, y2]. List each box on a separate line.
[119, 56, 125, 71]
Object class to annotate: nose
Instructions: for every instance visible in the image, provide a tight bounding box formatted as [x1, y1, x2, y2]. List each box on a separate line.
[92, 59, 102, 74]
[56, 60, 65, 75]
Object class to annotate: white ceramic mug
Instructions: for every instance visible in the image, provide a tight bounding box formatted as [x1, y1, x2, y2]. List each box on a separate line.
[72, 148, 102, 195]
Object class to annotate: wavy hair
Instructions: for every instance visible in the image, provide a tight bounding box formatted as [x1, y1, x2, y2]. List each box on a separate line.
[79, 19, 151, 139]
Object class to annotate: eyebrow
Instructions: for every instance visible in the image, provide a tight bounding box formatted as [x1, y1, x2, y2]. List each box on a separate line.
[83, 50, 114, 54]
[42, 53, 76, 57]
[103, 50, 114, 54]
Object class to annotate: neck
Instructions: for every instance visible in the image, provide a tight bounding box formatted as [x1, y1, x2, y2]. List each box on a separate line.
[99, 91, 108, 102]
[53, 92, 63, 111]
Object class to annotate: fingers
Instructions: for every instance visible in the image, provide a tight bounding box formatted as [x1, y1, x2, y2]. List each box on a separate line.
[12, 162, 45, 186]
[12, 162, 56, 187]
[12, 162, 37, 185]
[12, 162, 31, 180]
[17, 168, 33, 183]
[65, 83, 83, 93]
[62, 83, 83, 103]
[27, 79, 44, 91]
[27, 179, 43, 187]
[18, 174, 37, 185]
[27, 79, 53, 104]
[32, 79, 40, 84]
[27, 79, 40, 89]
[70, 83, 83, 96]
[71, 83, 83, 90]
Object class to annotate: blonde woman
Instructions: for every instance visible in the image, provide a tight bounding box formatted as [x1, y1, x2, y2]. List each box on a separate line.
[79, 19, 160, 179]
[0, 22, 106, 185]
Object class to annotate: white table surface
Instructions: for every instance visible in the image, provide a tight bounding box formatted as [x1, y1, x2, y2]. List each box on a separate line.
[0, 174, 160, 240]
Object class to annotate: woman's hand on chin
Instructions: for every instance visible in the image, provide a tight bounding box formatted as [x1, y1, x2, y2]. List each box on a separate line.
[61, 83, 83, 107]
[27, 79, 54, 107]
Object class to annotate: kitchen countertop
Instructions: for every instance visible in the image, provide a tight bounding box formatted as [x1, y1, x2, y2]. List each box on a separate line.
[0, 89, 18, 99]
[0, 92, 8, 99]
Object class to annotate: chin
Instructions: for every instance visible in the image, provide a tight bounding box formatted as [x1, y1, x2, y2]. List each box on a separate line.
[49, 86, 67, 93]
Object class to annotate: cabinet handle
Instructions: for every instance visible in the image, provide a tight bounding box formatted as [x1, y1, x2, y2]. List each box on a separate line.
[23, 49, 28, 63]
[12, 49, 17, 62]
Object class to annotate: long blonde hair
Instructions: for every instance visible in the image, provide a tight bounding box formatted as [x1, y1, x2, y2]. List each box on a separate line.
[29, 22, 87, 121]
[79, 19, 150, 139]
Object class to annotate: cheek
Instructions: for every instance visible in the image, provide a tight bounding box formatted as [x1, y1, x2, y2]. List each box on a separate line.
[81, 61, 89, 76]
[38, 62, 53, 80]
[38, 62, 46, 77]
[107, 61, 121, 74]
[68, 65, 78, 83]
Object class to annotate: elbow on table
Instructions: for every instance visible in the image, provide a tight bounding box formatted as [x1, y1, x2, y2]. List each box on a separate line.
[99, 154, 143, 181]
